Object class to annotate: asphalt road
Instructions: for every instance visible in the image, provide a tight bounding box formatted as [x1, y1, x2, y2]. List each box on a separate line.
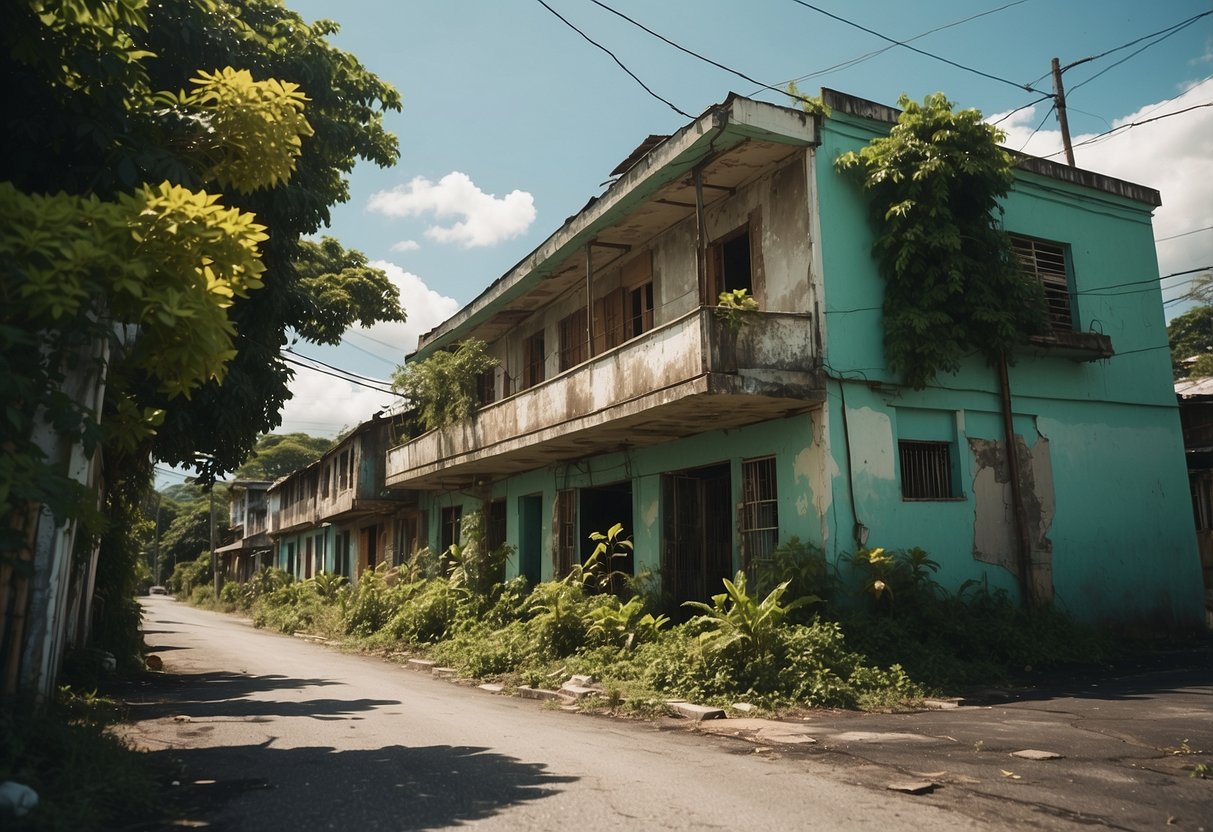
[127, 597, 983, 831]
[125, 598, 1212, 831]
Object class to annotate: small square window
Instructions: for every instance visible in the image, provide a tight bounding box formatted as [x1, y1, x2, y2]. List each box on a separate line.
[899, 440, 956, 500]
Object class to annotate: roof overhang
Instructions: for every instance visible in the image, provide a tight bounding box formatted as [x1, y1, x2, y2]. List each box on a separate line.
[412, 94, 820, 359]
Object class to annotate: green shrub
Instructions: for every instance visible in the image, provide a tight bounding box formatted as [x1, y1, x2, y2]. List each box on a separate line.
[342, 565, 398, 636]
[383, 578, 460, 644]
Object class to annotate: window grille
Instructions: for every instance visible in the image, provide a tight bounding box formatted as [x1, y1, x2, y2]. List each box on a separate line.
[523, 332, 545, 389]
[1012, 235, 1073, 333]
[559, 308, 588, 371]
[899, 440, 955, 499]
[555, 490, 576, 576]
[740, 457, 778, 566]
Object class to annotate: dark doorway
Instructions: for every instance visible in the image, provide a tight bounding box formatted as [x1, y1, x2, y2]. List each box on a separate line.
[579, 482, 634, 582]
[662, 463, 733, 616]
[518, 495, 543, 585]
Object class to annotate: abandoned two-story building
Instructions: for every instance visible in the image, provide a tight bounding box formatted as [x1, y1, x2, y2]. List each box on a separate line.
[269, 414, 420, 580]
[379, 89, 1203, 629]
[215, 479, 273, 583]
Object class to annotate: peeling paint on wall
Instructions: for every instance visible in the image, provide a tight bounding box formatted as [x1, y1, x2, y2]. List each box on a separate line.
[846, 407, 895, 481]
[642, 498, 658, 532]
[969, 434, 1055, 601]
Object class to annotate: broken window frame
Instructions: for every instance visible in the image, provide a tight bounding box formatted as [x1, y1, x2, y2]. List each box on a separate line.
[440, 505, 462, 553]
[554, 489, 576, 577]
[1011, 234, 1074, 334]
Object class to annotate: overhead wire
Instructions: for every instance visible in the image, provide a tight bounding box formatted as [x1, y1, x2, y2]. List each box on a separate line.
[1016, 102, 1057, 151]
[532, 0, 693, 118]
[1157, 225, 1213, 243]
[778, 0, 1029, 89]
[785, 0, 1050, 95]
[1066, 10, 1213, 94]
[1029, 103, 1213, 160]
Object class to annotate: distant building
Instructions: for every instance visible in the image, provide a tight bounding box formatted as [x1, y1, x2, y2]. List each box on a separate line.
[1174, 376, 1213, 626]
[268, 415, 419, 580]
[216, 479, 273, 583]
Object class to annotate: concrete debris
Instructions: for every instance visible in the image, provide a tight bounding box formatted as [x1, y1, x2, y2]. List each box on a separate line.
[1011, 749, 1063, 761]
[477, 683, 505, 694]
[431, 667, 457, 679]
[886, 780, 937, 794]
[668, 702, 726, 722]
[405, 658, 436, 672]
[731, 702, 756, 713]
[172, 715, 192, 723]
[517, 685, 575, 704]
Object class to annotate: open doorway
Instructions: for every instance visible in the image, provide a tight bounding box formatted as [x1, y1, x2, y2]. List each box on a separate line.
[662, 462, 732, 614]
[579, 482, 634, 583]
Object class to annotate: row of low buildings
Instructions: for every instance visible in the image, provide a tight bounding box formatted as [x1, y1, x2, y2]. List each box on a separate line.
[218, 89, 1209, 631]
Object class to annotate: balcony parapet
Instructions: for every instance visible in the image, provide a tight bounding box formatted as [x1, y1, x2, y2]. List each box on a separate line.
[386, 307, 823, 490]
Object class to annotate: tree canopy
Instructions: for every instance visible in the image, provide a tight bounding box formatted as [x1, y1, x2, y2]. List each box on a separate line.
[235, 432, 333, 481]
[1168, 305, 1213, 378]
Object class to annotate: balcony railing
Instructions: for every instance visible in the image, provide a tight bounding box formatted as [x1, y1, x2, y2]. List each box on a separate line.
[386, 307, 823, 490]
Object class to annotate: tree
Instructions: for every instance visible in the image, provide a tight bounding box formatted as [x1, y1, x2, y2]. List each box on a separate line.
[392, 340, 499, 431]
[235, 433, 333, 481]
[1, 0, 403, 694]
[1168, 305, 1213, 378]
[835, 93, 1047, 389]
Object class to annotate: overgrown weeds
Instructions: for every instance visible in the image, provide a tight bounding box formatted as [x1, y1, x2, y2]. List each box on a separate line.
[0, 687, 164, 831]
[187, 516, 1115, 712]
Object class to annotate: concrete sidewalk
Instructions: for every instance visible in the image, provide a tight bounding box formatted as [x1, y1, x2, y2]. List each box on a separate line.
[692, 646, 1212, 829]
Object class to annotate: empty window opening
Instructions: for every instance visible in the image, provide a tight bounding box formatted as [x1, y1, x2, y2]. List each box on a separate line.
[1012, 234, 1073, 333]
[740, 457, 779, 570]
[899, 440, 956, 500]
[593, 288, 627, 353]
[518, 494, 543, 584]
[662, 462, 732, 617]
[487, 499, 507, 552]
[710, 226, 753, 300]
[440, 506, 462, 552]
[628, 282, 655, 339]
[579, 482, 634, 590]
[476, 368, 496, 406]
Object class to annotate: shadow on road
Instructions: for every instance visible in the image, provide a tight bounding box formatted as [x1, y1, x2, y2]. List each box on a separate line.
[154, 741, 578, 830]
[121, 670, 395, 721]
[963, 643, 1213, 705]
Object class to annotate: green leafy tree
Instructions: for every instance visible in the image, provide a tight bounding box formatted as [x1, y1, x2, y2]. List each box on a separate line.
[835, 93, 1047, 389]
[294, 237, 406, 345]
[1168, 305, 1213, 378]
[235, 433, 333, 481]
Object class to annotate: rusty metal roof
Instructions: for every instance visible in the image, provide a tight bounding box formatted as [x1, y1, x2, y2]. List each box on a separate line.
[609, 134, 671, 177]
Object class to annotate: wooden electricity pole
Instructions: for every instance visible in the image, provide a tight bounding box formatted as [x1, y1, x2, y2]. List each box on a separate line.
[1051, 57, 1076, 166]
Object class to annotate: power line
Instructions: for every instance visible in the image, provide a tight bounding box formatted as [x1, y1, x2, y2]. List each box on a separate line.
[532, 0, 693, 119]
[1016, 102, 1056, 152]
[785, 0, 1029, 89]
[586, 0, 792, 100]
[991, 93, 1053, 127]
[283, 347, 392, 387]
[1067, 11, 1213, 94]
[786, 0, 1049, 95]
[1157, 225, 1213, 243]
[278, 353, 402, 397]
[1029, 103, 1213, 161]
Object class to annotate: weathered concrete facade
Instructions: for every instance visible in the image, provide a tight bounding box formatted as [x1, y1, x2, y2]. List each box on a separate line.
[382, 91, 1204, 630]
[269, 415, 419, 581]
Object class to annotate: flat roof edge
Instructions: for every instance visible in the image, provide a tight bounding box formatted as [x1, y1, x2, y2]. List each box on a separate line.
[820, 88, 1161, 207]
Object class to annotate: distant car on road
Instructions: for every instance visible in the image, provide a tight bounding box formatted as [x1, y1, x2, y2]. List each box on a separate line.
[148, 585, 168, 595]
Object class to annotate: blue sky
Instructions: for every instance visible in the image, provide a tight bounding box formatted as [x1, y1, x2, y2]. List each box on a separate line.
[241, 0, 1213, 443]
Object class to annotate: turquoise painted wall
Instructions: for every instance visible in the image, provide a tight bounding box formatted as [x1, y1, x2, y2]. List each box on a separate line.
[417, 413, 824, 586]
[813, 110, 1203, 628]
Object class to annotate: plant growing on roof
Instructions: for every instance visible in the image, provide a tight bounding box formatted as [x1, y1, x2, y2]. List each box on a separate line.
[391, 338, 498, 431]
[834, 93, 1047, 389]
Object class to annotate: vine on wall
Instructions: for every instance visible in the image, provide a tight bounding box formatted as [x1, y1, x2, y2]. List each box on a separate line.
[835, 93, 1047, 389]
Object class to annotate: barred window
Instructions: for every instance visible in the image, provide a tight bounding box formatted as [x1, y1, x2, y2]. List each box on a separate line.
[740, 457, 778, 565]
[899, 440, 955, 500]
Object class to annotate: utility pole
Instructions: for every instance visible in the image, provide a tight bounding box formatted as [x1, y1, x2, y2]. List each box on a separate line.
[1051, 57, 1076, 166]
[210, 485, 219, 599]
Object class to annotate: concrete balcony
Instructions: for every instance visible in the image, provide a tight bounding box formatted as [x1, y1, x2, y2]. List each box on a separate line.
[386, 308, 824, 490]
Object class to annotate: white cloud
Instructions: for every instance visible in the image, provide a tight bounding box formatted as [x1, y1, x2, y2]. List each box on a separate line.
[391, 239, 420, 252]
[280, 262, 460, 437]
[368, 171, 537, 247]
[991, 77, 1213, 307]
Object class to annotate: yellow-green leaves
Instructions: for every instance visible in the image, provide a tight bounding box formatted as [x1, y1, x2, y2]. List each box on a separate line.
[185, 68, 314, 192]
[0, 180, 267, 400]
